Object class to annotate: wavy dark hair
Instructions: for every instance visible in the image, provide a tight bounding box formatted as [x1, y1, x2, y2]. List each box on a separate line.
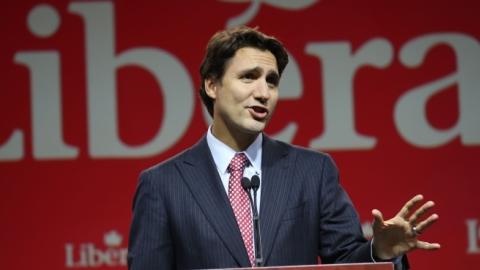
[199, 26, 289, 117]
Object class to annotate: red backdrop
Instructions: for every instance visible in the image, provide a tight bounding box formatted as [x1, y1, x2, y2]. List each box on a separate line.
[1, 0, 479, 269]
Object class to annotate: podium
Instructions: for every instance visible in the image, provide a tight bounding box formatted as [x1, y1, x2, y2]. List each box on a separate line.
[218, 263, 393, 270]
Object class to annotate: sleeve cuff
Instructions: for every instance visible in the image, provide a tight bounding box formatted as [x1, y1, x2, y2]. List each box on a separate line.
[370, 238, 403, 263]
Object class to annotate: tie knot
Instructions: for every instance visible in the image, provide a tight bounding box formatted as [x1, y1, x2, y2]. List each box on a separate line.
[228, 153, 248, 172]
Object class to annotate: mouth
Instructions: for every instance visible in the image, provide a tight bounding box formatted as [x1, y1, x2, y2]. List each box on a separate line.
[247, 105, 269, 120]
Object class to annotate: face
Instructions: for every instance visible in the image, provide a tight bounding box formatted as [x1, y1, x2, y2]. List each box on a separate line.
[206, 47, 280, 143]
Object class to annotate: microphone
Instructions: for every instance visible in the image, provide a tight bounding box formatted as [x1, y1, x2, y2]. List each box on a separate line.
[251, 175, 260, 192]
[241, 176, 263, 267]
[241, 177, 252, 190]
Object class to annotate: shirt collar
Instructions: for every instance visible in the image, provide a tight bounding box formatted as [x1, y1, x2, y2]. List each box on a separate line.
[206, 126, 262, 175]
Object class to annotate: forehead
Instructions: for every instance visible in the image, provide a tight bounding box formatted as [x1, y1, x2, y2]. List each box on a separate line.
[225, 47, 278, 74]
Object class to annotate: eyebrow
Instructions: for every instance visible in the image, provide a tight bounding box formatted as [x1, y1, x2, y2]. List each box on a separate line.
[239, 67, 279, 78]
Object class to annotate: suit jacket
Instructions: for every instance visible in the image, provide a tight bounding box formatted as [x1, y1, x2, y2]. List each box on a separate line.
[128, 135, 406, 269]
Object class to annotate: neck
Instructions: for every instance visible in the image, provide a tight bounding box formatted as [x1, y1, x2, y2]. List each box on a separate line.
[211, 123, 258, 152]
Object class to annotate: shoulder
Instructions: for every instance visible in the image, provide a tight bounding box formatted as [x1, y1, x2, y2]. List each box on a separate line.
[263, 136, 339, 180]
[265, 136, 335, 165]
[138, 137, 206, 185]
[141, 150, 186, 177]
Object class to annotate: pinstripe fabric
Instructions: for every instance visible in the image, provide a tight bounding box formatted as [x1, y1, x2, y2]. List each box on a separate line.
[128, 136, 408, 270]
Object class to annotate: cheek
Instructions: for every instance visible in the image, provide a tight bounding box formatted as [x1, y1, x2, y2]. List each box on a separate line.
[229, 85, 252, 102]
[269, 91, 279, 108]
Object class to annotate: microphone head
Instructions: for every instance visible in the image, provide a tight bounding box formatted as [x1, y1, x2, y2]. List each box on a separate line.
[251, 175, 260, 190]
[241, 177, 252, 190]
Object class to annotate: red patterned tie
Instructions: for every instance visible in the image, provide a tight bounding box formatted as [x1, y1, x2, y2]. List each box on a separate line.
[228, 153, 254, 266]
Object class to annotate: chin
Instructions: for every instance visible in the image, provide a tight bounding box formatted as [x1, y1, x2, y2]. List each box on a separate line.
[242, 121, 267, 134]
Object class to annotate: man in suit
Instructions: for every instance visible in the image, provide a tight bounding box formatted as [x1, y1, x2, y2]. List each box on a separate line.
[128, 26, 440, 270]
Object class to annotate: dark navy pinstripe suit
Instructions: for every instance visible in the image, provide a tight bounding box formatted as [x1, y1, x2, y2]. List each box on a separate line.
[128, 135, 387, 269]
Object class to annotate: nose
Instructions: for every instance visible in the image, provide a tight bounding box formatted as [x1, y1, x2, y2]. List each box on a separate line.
[253, 80, 271, 103]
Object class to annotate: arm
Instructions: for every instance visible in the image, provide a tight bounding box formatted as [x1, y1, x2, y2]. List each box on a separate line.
[128, 170, 174, 270]
[316, 155, 410, 270]
[317, 155, 372, 264]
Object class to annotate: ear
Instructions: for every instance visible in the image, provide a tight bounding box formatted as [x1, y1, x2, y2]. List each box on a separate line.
[204, 78, 218, 99]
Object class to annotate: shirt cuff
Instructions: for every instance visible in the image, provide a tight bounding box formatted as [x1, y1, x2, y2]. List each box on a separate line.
[370, 238, 403, 264]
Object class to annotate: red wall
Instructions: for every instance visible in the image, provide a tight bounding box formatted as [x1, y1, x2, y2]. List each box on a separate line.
[1, 0, 479, 269]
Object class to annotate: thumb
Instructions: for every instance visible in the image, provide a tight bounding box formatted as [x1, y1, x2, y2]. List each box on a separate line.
[372, 209, 384, 231]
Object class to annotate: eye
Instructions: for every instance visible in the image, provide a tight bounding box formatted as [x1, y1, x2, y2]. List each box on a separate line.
[266, 73, 279, 88]
[241, 72, 257, 81]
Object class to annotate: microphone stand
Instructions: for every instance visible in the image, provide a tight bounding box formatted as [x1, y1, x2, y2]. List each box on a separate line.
[241, 176, 263, 267]
[250, 175, 263, 267]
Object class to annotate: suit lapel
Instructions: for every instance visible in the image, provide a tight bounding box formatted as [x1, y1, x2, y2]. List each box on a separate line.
[176, 137, 251, 267]
[260, 136, 295, 264]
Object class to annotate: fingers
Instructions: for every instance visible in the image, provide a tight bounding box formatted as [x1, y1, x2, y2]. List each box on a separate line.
[397, 194, 424, 218]
[409, 200, 435, 225]
[416, 240, 441, 250]
[413, 215, 441, 252]
[415, 214, 439, 234]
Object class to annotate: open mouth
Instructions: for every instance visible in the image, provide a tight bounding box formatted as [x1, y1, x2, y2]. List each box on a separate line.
[248, 106, 269, 120]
